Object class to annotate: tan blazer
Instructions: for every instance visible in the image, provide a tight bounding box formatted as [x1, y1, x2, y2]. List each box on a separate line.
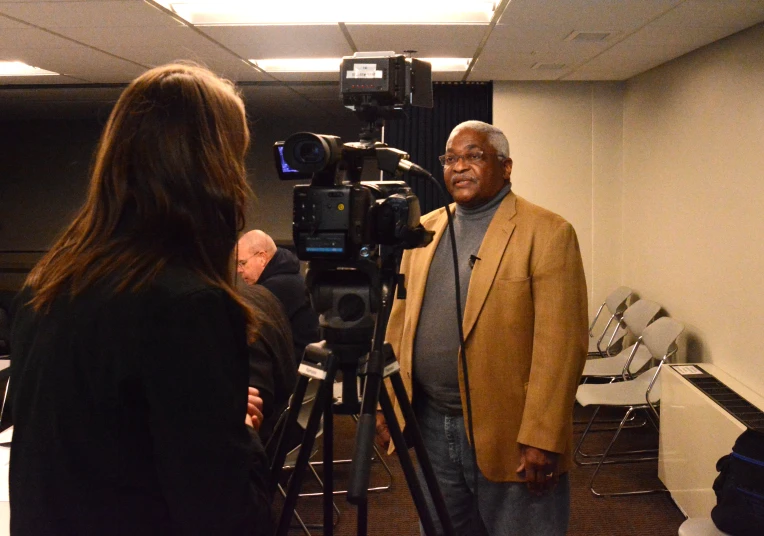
[385, 192, 588, 482]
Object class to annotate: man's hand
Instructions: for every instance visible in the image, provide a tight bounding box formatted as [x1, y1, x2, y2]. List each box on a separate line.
[246, 387, 264, 431]
[375, 411, 391, 451]
[515, 444, 560, 495]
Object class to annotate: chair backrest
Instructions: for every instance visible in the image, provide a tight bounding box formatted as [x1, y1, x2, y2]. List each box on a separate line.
[590, 286, 633, 356]
[641, 317, 685, 361]
[639, 317, 684, 416]
[284, 379, 322, 467]
[589, 286, 633, 332]
[605, 286, 633, 315]
[622, 299, 662, 338]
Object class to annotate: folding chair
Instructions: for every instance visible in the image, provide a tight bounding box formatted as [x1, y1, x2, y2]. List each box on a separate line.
[588, 286, 633, 357]
[574, 316, 684, 497]
[574, 299, 663, 449]
[581, 299, 662, 382]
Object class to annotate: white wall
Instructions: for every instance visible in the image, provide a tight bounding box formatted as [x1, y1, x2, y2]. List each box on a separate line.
[494, 23, 764, 398]
[493, 81, 624, 318]
[623, 23, 764, 394]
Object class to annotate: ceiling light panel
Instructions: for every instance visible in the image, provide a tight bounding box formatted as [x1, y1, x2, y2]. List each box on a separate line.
[0, 61, 59, 77]
[250, 57, 470, 72]
[162, 1, 495, 25]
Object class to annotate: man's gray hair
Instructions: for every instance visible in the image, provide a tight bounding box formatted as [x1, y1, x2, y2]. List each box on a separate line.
[448, 120, 510, 158]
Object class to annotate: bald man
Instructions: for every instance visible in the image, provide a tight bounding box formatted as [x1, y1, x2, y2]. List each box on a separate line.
[237, 230, 320, 363]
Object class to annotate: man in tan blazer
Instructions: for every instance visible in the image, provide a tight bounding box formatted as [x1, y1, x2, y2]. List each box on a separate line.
[380, 121, 588, 536]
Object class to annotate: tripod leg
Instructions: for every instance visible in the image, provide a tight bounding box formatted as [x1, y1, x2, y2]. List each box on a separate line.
[276, 369, 337, 536]
[323, 379, 334, 536]
[348, 349, 384, 504]
[384, 372, 457, 536]
[379, 386, 456, 536]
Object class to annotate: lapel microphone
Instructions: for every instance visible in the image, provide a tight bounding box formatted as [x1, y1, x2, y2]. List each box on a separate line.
[469, 255, 481, 269]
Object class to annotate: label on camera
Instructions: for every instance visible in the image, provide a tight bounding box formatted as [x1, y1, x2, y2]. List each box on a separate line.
[298, 363, 328, 380]
[346, 63, 383, 79]
[383, 361, 400, 377]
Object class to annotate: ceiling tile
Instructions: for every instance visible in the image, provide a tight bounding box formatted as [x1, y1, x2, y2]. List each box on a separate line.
[0, 12, 30, 28]
[0, 0, 183, 28]
[499, 0, 684, 31]
[621, 23, 743, 51]
[478, 23, 614, 71]
[56, 24, 204, 49]
[651, 0, 764, 29]
[9, 44, 146, 82]
[346, 24, 486, 58]
[266, 71, 343, 83]
[567, 42, 680, 80]
[0, 27, 85, 50]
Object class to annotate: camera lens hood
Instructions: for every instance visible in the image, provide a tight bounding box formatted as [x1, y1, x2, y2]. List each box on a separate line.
[283, 132, 342, 174]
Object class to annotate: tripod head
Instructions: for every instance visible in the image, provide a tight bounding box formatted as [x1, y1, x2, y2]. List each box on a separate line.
[304, 243, 402, 415]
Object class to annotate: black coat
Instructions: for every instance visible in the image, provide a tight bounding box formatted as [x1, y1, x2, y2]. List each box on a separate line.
[9, 267, 272, 536]
[257, 248, 320, 363]
[236, 283, 298, 448]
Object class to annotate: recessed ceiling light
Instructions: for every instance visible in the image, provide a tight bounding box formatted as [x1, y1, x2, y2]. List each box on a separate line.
[160, 1, 495, 25]
[251, 57, 471, 73]
[0, 61, 59, 77]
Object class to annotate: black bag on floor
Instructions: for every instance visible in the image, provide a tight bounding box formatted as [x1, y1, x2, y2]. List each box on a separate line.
[711, 428, 764, 536]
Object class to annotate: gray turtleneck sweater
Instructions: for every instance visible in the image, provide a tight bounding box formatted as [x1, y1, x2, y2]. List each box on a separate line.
[413, 183, 511, 414]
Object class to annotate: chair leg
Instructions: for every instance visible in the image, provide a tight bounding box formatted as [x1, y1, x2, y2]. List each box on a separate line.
[305, 443, 393, 495]
[574, 405, 601, 466]
[305, 414, 394, 496]
[576, 420, 653, 461]
[589, 407, 668, 498]
[574, 407, 657, 465]
[278, 457, 342, 528]
[574, 412, 647, 443]
[278, 483, 313, 536]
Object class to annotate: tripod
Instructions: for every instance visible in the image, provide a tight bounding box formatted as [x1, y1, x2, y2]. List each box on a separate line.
[269, 250, 456, 536]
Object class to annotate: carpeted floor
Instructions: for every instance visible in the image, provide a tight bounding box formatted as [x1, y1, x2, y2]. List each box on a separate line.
[273, 404, 687, 535]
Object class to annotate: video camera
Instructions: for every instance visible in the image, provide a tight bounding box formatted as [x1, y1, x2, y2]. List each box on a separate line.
[273, 52, 435, 264]
[270, 55, 457, 536]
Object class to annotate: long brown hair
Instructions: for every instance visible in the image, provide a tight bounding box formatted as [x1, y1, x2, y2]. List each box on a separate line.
[26, 63, 254, 324]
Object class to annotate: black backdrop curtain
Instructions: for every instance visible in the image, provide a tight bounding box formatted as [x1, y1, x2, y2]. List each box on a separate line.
[384, 82, 492, 214]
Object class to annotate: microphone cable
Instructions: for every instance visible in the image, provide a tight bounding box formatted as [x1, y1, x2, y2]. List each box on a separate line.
[404, 163, 481, 520]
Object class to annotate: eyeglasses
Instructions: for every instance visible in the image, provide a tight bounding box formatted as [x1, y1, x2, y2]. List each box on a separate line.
[237, 252, 261, 268]
[438, 149, 504, 168]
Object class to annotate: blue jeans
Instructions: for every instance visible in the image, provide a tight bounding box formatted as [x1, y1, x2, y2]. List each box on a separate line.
[413, 399, 570, 536]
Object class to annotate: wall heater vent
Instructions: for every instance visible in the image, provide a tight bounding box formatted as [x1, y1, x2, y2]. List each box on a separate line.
[680, 366, 764, 431]
[660, 364, 764, 517]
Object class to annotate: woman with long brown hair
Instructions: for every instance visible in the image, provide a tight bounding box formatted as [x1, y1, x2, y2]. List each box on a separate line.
[9, 63, 271, 535]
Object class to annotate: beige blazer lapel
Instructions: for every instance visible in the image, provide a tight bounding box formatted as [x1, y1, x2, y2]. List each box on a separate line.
[462, 193, 517, 340]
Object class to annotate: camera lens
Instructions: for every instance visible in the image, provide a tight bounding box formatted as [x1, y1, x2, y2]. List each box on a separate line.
[283, 132, 342, 175]
[293, 140, 325, 165]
